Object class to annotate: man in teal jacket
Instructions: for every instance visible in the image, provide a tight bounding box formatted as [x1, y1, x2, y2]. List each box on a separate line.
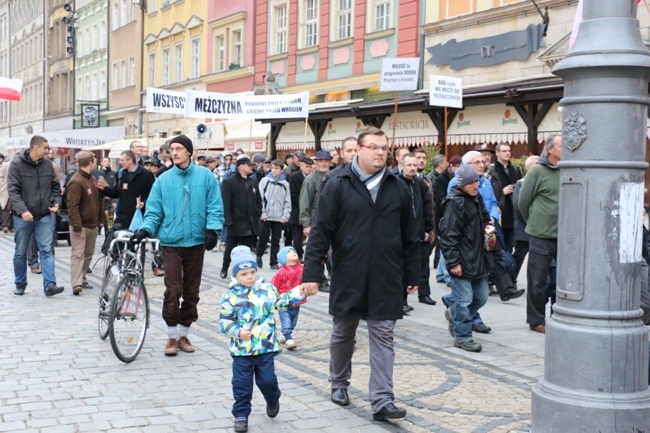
[133, 134, 224, 356]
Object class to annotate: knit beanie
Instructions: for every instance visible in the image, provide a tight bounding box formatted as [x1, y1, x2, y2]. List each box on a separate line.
[277, 246, 296, 266]
[170, 134, 193, 155]
[230, 246, 258, 276]
[455, 164, 480, 188]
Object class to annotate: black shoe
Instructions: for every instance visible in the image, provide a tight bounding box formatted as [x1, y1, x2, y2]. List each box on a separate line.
[86, 268, 92, 274]
[220, 269, 228, 279]
[270, 264, 279, 270]
[372, 403, 407, 421]
[256, 256, 263, 268]
[14, 284, 26, 296]
[266, 401, 280, 418]
[44, 284, 64, 297]
[81, 282, 94, 290]
[441, 296, 450, 309]
[402, 305, 410, 315]
[500, 288, 525, 302]
[331, 388, 349, 406]
[472, 322, 492, 334]
[318, 281, 330, 293]
[405, 304, 414, 311]
[419, 295, 437, 305]
[454, 338, 482, 352]
[234, 417, 248, 432]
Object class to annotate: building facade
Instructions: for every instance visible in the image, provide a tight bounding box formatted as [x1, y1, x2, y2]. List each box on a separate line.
[73, 0, 108, 129]
[142, 0, 208, 142]
[105, 0, 145, 138]
[44, 0, 75, 132]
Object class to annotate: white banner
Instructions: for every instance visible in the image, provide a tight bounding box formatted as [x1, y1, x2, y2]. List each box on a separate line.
[146, 87, 186, 114]
[380, 58, 420, 92]
[185, 90, 309, 120]
[429, 75, 463, 109]
[5, 126, 125, 150]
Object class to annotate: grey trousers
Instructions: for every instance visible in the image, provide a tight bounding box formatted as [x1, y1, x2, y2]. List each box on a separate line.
[330, 316, 396, 412]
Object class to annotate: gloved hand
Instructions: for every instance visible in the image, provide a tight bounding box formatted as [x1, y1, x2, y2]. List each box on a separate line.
[205, 229, 219, 251]
[128, 229, 151, 252]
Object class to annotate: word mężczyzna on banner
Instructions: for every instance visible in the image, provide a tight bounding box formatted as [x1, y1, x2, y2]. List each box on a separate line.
[185, 90, 309, 120]
[146, 87, 186, 114]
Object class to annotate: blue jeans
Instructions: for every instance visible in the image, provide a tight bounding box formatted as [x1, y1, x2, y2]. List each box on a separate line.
[231, 352, 281, 418]
[279, 307, 300, 340]
[436, 253, 451, 286]
[13, 215, 57, 290]
[449, 276, 489, 340]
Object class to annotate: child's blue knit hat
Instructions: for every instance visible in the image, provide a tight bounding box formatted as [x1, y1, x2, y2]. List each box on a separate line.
[231, 246, 258, 276]
[277, 246, 296, 266]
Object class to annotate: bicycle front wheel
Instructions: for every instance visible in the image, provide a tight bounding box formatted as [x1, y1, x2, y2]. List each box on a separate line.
[108, 274, 149, 363]
[98, 258, 116, 340]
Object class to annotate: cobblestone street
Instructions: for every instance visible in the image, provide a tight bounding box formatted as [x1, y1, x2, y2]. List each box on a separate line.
[0, 233, 544, 432]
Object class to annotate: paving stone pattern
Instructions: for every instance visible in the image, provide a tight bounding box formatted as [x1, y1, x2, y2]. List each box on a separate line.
[0, 233, 545, 432]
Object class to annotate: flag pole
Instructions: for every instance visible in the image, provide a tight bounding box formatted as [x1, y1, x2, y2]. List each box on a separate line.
[391, 92, 399, 153]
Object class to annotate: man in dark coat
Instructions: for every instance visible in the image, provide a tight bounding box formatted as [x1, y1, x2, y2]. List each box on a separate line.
[98, 150, 155, 229]
[302, 127, 420, 422]
[288, 156, 313, 259]
[439, 164, 491, 353]
[492, 142, 522, 252]
[219, 156, 262, 278]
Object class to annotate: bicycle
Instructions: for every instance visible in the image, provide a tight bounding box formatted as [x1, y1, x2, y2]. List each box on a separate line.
[98, 229, 133, 340]
[107, 235, 159, 363]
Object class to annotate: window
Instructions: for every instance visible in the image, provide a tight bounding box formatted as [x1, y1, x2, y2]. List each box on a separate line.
[121, 60, 127, 88]
[216, 35, 225, 72]
[191, 39, 200, 78]
[375, 0, 390, 31]
[100, 70, 106, 98]
[231, 30, 241, 67]
[129, 57, 135, 86]
[112, 2, 119, 30]
[113, 63, 119, 89]
[148, 52, 155, 86]
[121, 0, 127, 26]
[85, 74, 91, 100]
[100, 21, 106, 48]
[304, 0, 318, 47]
[92, 73, 98, 100]
[175, 44, 183, 82]
[85, 28, 91, 54]
[162, 48, 170, 85]
[93, 24, 98, 50]
[149, 0, 157, 12]
[337, 0, 352, 40]
[274, 4, 287, 54]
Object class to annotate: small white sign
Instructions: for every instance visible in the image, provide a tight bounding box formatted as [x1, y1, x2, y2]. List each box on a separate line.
[380, 58, 420, 92]
[429, 75, 463, 109]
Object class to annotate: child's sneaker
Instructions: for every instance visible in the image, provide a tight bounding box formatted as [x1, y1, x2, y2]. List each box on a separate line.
[278, 334, 286, 344]
[285, 339, 297, 350]
[234, 417, 248, 432]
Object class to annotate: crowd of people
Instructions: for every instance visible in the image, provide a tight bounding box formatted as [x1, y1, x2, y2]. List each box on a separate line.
[2, 128, 650, 433]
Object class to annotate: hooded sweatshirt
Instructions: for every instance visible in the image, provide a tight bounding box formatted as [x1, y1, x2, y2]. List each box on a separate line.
[517, 155, 560, 239]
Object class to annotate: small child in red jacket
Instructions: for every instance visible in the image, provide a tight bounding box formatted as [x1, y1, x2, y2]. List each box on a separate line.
[271, 246, 305, 350]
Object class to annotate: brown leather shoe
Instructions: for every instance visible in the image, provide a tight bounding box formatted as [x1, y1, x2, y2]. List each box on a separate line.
[153, 268, 165, 277]
[529, 324, 546, 333]
[165, 338, 178, 356]
[177, 336, 195, 353]
[30, 267, 42, 274]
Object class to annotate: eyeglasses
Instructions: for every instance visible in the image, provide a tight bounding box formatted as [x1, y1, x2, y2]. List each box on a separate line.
[359, 144, 389, 153]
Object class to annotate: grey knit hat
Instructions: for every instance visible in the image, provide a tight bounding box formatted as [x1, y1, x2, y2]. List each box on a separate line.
[230, 246, 258, 276]
[455, 164, 480, 188]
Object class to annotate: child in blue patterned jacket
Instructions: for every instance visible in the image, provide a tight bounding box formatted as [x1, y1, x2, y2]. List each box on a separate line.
[219, 246, 312, 433]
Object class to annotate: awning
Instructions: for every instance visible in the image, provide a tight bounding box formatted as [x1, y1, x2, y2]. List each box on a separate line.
[87, 138, 145, 151]
[5, 126, 125, 150]
[224, 119, 269, 153]
[275, 120, 316, 151]
[383, 112, 438, 148]
[447, 105, 527, 145]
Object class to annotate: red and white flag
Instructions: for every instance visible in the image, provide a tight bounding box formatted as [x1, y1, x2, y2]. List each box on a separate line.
[570, 0, 642, 49]
[0, 77, 23, 101]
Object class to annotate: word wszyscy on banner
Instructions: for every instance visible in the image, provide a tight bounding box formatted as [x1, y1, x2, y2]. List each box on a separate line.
[146, 87, 186, 114]
[185, 91, 309, 120]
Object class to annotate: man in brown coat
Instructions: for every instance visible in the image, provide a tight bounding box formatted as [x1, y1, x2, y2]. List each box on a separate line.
[67, 151, 105, 295]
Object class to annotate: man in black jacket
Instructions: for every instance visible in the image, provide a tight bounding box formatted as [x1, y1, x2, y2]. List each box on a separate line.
[288, 156, 313, 259]
[302, 127, 420, 422]
[439, 164, 491, 353]
[8, 135, 64, 296]
[98, 150, 155, 229]
[492, 143, 522, 252]
[219, 156, 262, 278]
[398, 153, 435, 313]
